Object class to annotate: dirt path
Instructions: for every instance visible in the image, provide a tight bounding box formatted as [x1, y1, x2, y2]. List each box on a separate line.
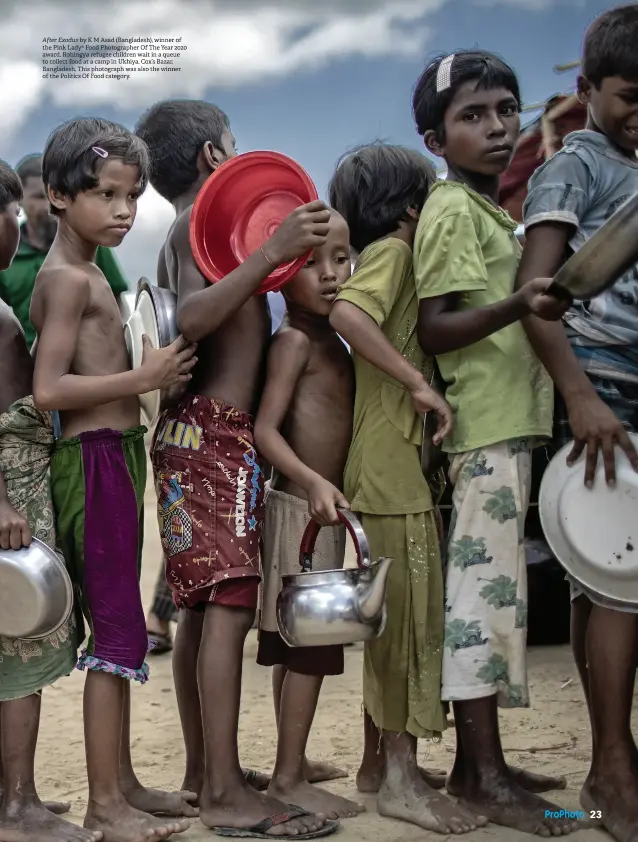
[35, 467, 619, 841]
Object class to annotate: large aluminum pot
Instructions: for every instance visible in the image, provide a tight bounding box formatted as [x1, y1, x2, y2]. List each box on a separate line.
[0, 538, 73, 640]
[276, 508, 393, 647]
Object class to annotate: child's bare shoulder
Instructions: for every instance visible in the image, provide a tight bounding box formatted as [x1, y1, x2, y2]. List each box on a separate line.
[270, 323, 312, 361]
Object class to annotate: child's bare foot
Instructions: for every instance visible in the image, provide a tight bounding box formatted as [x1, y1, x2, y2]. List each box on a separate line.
[507, 766, 567, 793]
[199, 780, 332, 836]
[85, 800, 189, 842]
[454, 774, 577, 836]
[303, 760, 348, 785]
[0, 782, 71, 816]
[44, 800, 73, 815]
[122, 784, 198, 818]
[581, 768, 638, 842]
[447, 765, 566, 796]
[0, 800, 102, 842]
[243, 768, 271, 792]
[356, 759, 447, 793]
[268, 779, 364, 820]
[378, 767, 486, 835]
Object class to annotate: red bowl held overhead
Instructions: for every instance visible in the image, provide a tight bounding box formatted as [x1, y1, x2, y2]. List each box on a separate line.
[189, 151, 319, 295]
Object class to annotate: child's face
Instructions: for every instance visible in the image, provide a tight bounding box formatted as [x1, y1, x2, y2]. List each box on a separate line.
[51, 158, 142, 248]
[0, 202, 21, 271]
[427, 83, 520, 176]
[284, 214, 351, 317]
[579, 75, 638, 153]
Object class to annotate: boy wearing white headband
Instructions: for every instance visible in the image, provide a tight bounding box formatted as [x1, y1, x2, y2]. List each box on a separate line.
[412, 51, 574, 837]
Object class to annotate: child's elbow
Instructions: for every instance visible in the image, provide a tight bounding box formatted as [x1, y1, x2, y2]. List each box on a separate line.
[33, 387, 55, 412]
[417, 324, 439, 357]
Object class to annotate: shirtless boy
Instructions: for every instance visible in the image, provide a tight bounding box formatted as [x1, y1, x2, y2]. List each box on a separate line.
[136, 99, 336, 837]
[254, 210, 363, 822]
[30, 118, 197, 842]
[0, 159, 101, 842]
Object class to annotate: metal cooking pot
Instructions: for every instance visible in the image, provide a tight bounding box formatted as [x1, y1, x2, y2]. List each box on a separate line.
[0, 538, 73, 640]
[276, 508, 393, 647]
[548, 191, 638, 300]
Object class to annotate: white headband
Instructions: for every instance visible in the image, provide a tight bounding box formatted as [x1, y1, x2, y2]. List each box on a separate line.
[436, 54, 455, 92]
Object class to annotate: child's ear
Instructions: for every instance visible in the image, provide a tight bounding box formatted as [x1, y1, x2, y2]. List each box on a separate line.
[199, 141, 225, 174]
[405, 206, 420, 221]
[576, 74, 592, 105]
[423, 130, 445, 159]
[47, 184, 66, 214]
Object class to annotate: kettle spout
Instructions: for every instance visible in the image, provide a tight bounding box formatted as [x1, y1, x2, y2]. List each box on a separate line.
[356, 557, 393, 622]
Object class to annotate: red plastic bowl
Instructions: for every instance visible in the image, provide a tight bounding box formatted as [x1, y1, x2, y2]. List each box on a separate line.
[189, 151, 319, 294]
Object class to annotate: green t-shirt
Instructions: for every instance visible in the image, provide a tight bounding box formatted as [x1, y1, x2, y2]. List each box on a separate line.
[0, 226, 129, 347]
[335, 237, 434, 516]
[414, 181, 552, 454]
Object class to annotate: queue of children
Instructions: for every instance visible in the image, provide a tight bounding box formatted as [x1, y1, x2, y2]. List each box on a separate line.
[0, 4, 637, 842]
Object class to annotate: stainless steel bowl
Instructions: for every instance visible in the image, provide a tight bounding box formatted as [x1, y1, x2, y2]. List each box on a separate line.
[0, 538, 73, 640]
[549, 191, 638, 300]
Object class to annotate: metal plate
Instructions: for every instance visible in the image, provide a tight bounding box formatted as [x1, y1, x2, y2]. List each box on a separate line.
[0, 538, 74, 640]
[549, 191, 638, 300]
[124, 278, 179, 428]
[539, 433, 638, 606]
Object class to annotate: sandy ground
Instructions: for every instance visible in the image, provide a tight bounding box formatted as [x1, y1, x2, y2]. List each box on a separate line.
[34, 465, 622, 842]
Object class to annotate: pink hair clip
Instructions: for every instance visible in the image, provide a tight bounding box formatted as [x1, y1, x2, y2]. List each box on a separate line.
[92, 146, 108, 158]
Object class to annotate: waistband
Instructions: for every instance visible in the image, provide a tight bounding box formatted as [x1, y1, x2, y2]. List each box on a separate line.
[170, 393, 254, 428]
[54, 425, 147, 451]
[266, 485, 308, 511]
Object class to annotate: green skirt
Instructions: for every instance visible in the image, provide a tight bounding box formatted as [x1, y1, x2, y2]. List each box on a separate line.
[361, 511, 446, 738]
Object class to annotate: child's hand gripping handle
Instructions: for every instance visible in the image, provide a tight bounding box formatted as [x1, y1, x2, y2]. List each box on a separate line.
[299, 507, 371, 572]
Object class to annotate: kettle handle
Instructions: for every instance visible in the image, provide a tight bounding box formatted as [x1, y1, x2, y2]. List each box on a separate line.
[299, 507, 371, 572]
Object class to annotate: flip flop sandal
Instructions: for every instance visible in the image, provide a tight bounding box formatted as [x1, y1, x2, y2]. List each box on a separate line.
[213, 807, 339, 839]
[147, 631, 173, 655]
[243, 769, 269, 791]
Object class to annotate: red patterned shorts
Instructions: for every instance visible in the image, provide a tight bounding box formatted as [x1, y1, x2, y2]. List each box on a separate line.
[151, 395, 264, 611]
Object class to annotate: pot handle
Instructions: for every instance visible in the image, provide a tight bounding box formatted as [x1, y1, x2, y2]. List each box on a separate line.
[299, 507, 371, 572]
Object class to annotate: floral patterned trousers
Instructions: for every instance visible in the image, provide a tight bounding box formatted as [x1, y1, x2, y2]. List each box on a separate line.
[442, 438, 533, 709]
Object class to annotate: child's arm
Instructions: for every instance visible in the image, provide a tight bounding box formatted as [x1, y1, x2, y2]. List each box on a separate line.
[516, 152, 638, 487]
[174, 201, 331, 342]
[518, 224, 638, 485]
[330, 300, 452, 443]
[415, 209, 568, 356]
[0, 470, 31, 549]
[254, 330, 349, 526]
[33, 268, 196, 411]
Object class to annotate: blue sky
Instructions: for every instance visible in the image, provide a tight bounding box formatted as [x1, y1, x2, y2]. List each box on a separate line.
[0, 0, 623, 290]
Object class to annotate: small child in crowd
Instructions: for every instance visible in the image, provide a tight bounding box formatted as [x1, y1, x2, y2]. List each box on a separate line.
[329, 142, 485, 836]
[135, 99, 337, 838]
[517, 6, 638, 840]
[254, 209, 364, 822]
[0, 160, 99, 842]
[412, 51, 573, 836]
[30, 118, 197, 842]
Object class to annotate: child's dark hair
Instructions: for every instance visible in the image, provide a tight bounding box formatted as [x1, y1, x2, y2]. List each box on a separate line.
[43, 118, 149, 216]
[135, 100, 230, 201]
[0, 159, 23, 213]
[412, 50, 521, 141]
[582, 4, 638, 88]
[328, 142, 435, 254]
[16, 154, 43, 185]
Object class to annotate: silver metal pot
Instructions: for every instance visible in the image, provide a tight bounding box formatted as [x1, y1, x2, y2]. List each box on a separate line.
[0, 538, 73, 640]
[549, 191, 638, 300]
[276, 508, 393, 647]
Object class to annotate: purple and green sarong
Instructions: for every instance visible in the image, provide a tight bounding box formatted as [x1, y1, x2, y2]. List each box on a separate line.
[50, 426, 149, 683]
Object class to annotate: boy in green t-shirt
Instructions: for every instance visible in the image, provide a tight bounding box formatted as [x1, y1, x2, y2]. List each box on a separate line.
[412, 51, 572, 836]
[329, 143, 485, 836]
